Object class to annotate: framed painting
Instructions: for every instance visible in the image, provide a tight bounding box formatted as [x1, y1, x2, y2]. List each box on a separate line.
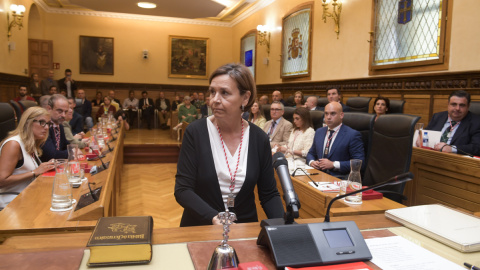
[79, 36, 114, 75]
[281, 3, 313, 80]
[240, 30, 257, 80]
[168, 36, 209, 79]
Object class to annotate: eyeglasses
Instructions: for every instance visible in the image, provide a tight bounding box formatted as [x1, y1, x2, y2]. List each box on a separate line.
[33, 120, 50, 127]
[270, 108, 283, 112]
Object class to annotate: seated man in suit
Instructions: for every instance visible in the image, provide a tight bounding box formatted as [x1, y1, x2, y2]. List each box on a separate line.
[263, 101, 293, 148]
[307, 102, 364, 177]
[139, 91, 154, 129]
[74, 89, 93, 130]
[41, 94, 72, 162]
[320, 87, 349, 112]
[66, 97, 84, 135]
[425, 90, 480, 156]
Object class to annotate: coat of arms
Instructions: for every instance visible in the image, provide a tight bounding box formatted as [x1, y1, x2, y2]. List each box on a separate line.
[108, 223, 137, 234]
[287, 28, 303, 60]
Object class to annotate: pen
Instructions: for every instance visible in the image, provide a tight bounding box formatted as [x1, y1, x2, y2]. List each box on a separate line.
[310, 173, 319, 175]
[464, 262, 480, 270]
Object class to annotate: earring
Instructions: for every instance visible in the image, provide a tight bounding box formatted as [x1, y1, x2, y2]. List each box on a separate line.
[241, 104, 245, 112]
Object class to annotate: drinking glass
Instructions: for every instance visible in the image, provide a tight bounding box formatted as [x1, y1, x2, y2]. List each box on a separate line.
[51, 159, 73, 211]
[345, 159, 363, 204]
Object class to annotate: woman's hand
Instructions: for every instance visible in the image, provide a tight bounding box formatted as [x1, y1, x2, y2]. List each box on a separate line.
[278, 146, 288, 153]
[34, 161, 55, 176]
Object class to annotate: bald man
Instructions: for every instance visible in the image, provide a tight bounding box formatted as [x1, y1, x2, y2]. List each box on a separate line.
[306, 102, 364, 177]
[272, 90, 287, 106]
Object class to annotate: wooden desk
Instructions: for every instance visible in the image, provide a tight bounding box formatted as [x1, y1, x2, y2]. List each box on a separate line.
[274, 170, 405, 219]
[406, 147, 480, 213]
[0, 124, 124, 236]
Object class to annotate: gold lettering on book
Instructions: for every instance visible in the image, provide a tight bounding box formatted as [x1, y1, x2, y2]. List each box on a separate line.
[107, 223, 137, 233]
[95, 234, 145, 241]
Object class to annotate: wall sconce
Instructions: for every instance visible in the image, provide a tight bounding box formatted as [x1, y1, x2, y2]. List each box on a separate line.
[321, 0, 342, 39]
[7, 4, 26, 40]
[256, 25, 271, 55]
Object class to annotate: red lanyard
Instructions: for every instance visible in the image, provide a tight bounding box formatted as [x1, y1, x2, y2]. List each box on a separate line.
[216, 120, 244, 193]
[449, 120, 460, 132]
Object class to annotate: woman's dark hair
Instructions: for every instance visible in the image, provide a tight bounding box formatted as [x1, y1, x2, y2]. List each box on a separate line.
[373, 96, 390, 114]
[248, 100, 265, 122]
[209, 63, 256, 112]
[294, 91, 305, 105]
[293, 107, 313, 131]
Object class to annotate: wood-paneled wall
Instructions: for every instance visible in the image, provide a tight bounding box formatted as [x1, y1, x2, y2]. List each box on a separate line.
[2, 70, 480, 124]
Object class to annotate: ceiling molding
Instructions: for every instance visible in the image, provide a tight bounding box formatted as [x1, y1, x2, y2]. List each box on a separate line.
[32, 0, 275, 27]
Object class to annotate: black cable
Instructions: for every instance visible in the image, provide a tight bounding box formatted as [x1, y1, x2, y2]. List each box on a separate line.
[291, 168, 318, 187]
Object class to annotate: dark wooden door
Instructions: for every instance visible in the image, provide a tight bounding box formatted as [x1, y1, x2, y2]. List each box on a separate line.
[28, 39, 53, 79]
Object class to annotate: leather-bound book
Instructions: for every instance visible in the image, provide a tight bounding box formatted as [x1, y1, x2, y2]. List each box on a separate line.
[87, 216, 153, 267]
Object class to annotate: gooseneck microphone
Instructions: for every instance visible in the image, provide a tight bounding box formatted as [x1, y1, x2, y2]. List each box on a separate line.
[447, 144, 475, 158]
[324, 172, 414, 222]
[292, 167, 318, 187]
[93, 149, 108, 170]
[87, 182, 99, 201]
[273, 152, 301, 224]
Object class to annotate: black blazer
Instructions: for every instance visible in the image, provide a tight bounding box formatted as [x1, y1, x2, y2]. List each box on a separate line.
[155, 98, 171, 112]
[175, 118, 284, 227]
[139, 98, 154, 109]
[40, 125, 69, 162]
[57, 77, 78, 94]
[69, 112, 84, 135]
[426, 111, 480, 156]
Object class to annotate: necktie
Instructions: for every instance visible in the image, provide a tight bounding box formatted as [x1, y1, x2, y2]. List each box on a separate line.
[54, 126, 61, 150]
[268, 121, 277, 137]
[324, 129, 335, 156]
[440, 121, 457, 143]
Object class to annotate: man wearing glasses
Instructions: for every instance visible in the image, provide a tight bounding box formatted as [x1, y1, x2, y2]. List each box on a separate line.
[40, 94, 72, 162]
[263, 101, 293, 148]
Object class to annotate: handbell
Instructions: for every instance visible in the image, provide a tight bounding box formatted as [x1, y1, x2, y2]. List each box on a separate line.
[207, 244, 239, 269]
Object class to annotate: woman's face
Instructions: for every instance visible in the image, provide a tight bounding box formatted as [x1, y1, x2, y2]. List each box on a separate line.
[97, 93, 102, 99]
[32, 115, 50, 141]
[294, 94, 302, 104]
[184, 98, 191, 105]
[293, 113, 304, 129]
[104, 97, 111, 105]
[251, 102, 259, 114]
[209, 74, 250, 120]
[65, 108, 73, 121]
[374, 99, 387, 115]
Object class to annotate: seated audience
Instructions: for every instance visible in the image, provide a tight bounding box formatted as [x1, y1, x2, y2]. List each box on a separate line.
[0, 107, 55, 209]
[41, 94, 74, 162]
[48, 85, 58, 95]
[307, 102, 364, 177]
[108, 90, 121, 107]
[74, 89, 93, 130]
[174, 63, 284, 227]
[67, 97, 84, 135]
[13, 85, 36, 102]
[200, 96, 212, 118]
[272, 90, 287, 106]
[248, 100, 266, 129]
[293, 91, 304, 107]
[259, 95, 269, 105]
[171, 95, 181, 111]
[194, 92, 205, 109]
[96, 96, 117, 120]
[41, 70, 58, 95]
[373, 96, 390, 121]
[173, 96, 197, 131]
[29, 73, 42, 102]
[63, 106, 89, 149]
[277, 107, 315, 168]
[321, 87, 349, 112]
[139, 91, 154, 129]
[305, 96, 321, 111]
[39, 95, 51, 109]
[423, 90, 480, 156]
[155, 91, 171, 129]
[263, 101, 293, 148]
[91, 91, 103, 106]
[123, 90, 139, 127]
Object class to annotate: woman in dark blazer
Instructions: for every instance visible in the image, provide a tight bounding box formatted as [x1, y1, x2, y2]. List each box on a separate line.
[175, 63, 284, 227]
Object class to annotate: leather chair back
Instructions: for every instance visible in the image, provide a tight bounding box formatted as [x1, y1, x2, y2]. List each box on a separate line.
[364, 114, 420, 202]
[309, 110, 324, 131]
[342, 112, 375, 166]
[346, 97, 372, 113]
[389, 100, 406, 114]
[263, 104, 271, 121]
[18, 100, 38, 111]
[0, 103, 16, 142]
[317, 97, 329, 108]
[283, 107, 295, 123]
[9, 100, 23, 120]
[285, 96, 295, 107]
[469, 101, 480, 115]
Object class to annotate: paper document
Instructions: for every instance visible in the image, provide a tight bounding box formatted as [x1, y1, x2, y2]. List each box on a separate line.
[413, 130, 442, 148]
[308, 182, 340, 192]
[366, 236, 464, 270]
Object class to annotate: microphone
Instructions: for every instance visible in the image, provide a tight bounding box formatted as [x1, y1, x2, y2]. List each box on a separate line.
[291, 167, 318, 187]
[324, 172, 414, 222]
[447, 144, 475, 158]
[105, 141, 114, 152]
[87, 182, 99, 201]
[273, 152, 301, 224]
[92, 149, 109, 171]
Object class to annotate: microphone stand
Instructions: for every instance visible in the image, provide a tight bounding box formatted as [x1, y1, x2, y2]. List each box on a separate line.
[292, 168, 318, 187]
[324, 172, 414, 222]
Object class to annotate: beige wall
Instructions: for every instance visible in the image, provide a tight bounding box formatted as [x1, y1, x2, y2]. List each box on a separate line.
[1, 0, 479, 85]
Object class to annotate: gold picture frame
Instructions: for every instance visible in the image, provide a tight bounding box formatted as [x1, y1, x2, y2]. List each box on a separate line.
[79, 36, 114, 75]
[168, 36, 209, 79]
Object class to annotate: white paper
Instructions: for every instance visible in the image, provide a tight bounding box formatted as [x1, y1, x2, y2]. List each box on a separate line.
[366, 236, 464, 270]
[413, 130, 442, 148]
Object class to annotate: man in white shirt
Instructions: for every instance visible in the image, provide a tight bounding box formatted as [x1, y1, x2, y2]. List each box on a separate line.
[263, 101, 293, 148]
[123, 90, 139, 127]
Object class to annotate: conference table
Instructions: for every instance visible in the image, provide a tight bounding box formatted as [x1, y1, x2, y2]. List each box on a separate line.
[0, 123, 124, 237]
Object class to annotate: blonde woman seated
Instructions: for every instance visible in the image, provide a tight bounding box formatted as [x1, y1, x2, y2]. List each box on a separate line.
[0, 107, 55, 209]
[248, 100, 266, 129]
[276, 107, 315, 168]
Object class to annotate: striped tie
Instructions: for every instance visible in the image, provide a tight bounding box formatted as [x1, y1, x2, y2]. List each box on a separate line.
[54, 126, 61, 150]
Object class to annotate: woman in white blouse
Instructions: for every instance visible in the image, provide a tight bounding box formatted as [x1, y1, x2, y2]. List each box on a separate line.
[277, 107, 315, 168]
[0, 107, 55, 209]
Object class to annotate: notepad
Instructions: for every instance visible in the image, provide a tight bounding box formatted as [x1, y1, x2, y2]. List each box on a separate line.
[385, 204, 480, 252]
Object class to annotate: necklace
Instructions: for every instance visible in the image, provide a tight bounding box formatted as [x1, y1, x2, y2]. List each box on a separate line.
[215, 119, 244, 209]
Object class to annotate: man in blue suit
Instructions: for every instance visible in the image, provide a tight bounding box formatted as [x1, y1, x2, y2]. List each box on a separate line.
[307, 102, 364, 177]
